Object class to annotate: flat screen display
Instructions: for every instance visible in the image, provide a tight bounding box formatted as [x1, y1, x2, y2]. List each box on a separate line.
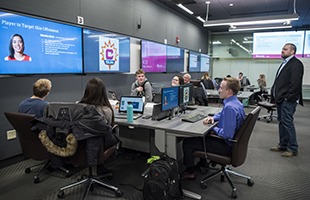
[83, 29, 130, 73]
[166, 45, 184, 72]
[304, 31, 310, 58]
[0, 11, 83, 74]
[188, 51, 200, 72]
[161, 86, 179, 111]
[253, 31, 304, 58]
[179, 84, 191, 106]
[200, 53, 210, 72]
[141, 40, 166, 73]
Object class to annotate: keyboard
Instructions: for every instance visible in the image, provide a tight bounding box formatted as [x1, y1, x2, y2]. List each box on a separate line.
[181, 114, 207, 123]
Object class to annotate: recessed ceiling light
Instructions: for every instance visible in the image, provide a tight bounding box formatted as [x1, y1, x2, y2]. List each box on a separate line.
[229, 4, 233, 7]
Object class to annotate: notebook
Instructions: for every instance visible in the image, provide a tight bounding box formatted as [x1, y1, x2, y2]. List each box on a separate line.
[114, 96, 144, 119]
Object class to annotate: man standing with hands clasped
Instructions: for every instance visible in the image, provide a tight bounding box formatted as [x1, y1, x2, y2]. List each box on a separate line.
[270, 43, 304, 157]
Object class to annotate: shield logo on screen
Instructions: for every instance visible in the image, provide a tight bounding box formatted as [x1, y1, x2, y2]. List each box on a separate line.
[99, 36, 119, 70]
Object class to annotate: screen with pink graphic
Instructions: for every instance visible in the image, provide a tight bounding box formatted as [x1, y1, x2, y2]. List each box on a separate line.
[141, 40, 166, 73]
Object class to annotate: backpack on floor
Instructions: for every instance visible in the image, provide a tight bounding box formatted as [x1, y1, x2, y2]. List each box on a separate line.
[142, 154, 183, 200]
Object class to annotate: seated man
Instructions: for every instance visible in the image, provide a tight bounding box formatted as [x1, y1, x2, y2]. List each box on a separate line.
[238, 72, 251, 89]
[18, 78, 65, 171]
[18, 78, 52, 117]
[181, 77, 245, 180]
[183, 73, 191, 85]
[130, 69, 153, 102]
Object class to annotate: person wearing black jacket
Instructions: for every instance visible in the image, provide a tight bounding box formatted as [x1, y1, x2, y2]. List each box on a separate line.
[270, 43, 304, 157]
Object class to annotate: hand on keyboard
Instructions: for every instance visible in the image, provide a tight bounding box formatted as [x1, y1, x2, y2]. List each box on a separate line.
[203, 116, 214, 124]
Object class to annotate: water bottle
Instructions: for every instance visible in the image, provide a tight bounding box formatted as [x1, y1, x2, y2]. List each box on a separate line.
[127, 102, 134, 123]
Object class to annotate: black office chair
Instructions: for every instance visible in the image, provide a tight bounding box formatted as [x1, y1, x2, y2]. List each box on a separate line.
[192, 106, 261, 199]
[43, 102, 123, 199]
[57, 137, 123, 199]
[257, 94, 277, 123]
[4, 112, 70, 183]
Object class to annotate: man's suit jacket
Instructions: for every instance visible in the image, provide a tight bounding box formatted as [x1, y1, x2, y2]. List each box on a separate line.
[271, 56, 304, 106]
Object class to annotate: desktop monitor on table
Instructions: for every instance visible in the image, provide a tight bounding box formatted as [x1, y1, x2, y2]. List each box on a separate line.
[161, 86, 179, 119]
[179, 84, 192, 106]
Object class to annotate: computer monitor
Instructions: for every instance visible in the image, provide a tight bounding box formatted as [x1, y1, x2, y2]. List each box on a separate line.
[179, 84, 192, 106]
[161, 86, 179, 112]
[118, 96, 144, 114]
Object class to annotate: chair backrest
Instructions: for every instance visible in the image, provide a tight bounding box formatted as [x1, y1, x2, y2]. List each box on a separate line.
[200, 81, 208, 99]
[231, 106, 261, 167]
[4, 112, 48, 160]
[45, 102, 117, 167]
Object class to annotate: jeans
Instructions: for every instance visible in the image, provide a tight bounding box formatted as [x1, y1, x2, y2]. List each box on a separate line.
[277, 99, 298, 152]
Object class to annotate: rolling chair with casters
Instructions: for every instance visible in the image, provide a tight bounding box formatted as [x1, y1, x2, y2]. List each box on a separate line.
[57, 137, 123, 199]
[257, 94, 277, 123]
[46, 103, 122, 199]
[192, 106, 261, 199]
[4, 112, 71, 183]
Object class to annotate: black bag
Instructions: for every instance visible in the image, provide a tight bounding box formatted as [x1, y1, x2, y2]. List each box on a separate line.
[143, 154, 183, 200]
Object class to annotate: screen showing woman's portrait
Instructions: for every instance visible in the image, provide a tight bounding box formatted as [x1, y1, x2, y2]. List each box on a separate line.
[4, 34, 32, 61]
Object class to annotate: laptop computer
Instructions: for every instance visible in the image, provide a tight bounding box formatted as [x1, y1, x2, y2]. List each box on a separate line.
[114, 96, 144, 119]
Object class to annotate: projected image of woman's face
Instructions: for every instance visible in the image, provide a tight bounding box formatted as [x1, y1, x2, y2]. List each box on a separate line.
[12, 35, 24, 54]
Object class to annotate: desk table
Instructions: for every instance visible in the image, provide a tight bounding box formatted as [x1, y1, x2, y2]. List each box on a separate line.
[115, 105, 221, 159]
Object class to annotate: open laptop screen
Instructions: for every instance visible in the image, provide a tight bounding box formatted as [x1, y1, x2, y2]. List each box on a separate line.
[118, 96, 144, 114]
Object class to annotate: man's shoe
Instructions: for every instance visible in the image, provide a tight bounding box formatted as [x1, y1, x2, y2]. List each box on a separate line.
[181, 171, 196, 181]
[270, 145, 287, 152]
[281, 151, 297, 157]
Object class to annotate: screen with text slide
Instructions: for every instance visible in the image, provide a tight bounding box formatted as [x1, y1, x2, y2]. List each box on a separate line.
[161, 86, 179, 111]
[200, 53, 210, 72]
[188, 50, 200, 72]
[0, 11, 82, 74]
[253, 31, 304, 58]
[83, 28, 130, 73]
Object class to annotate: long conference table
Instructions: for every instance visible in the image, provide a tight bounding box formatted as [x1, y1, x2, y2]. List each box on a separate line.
[113, 102, 221, 160]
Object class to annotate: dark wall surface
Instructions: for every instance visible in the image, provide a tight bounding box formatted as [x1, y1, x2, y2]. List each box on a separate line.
[0, 0, 209, 160]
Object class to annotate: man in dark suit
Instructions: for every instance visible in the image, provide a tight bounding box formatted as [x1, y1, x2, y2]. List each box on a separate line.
[270, 43, 304, 157]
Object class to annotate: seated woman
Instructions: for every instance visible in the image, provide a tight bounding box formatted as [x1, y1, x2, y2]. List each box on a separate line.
[79, 77, 119, 174]
[171, 75, 184, 86]
[254, 74, 268, 103]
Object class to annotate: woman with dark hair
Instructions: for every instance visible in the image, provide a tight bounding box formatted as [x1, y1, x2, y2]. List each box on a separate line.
[4, 34, 32, 61]
[171, 75, 184, 86]
[80, 77, 117, 174]
[80, 77, 115, 126]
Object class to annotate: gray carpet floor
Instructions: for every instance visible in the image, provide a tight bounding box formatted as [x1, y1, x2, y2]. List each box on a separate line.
[1, 102, 310, 200]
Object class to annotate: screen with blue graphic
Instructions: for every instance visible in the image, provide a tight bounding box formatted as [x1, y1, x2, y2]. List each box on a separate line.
[0, 11, 83, 75]
[161, 86, 179, 111]
[83, 28, 130, 73]
[166, 45, 184, 72]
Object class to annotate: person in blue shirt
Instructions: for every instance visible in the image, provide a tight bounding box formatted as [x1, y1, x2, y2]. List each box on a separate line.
[181, 77, 245, 180]
[18, 78, 52, 117]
